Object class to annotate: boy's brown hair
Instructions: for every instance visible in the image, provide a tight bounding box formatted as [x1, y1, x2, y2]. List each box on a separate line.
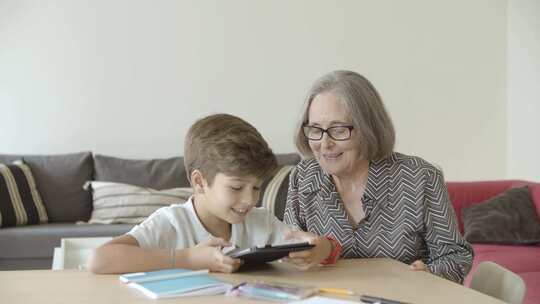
[184, 114, 278, 185]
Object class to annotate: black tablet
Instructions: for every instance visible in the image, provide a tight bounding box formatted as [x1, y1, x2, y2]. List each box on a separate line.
[226, 242, 315, 265]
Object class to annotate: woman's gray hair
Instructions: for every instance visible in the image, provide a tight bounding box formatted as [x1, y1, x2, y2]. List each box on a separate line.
[294, 70, 395, 161]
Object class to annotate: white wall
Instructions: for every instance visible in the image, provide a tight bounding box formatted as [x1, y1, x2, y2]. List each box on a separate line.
[507, 0, 540, 181]
[0, 0, 507, 180]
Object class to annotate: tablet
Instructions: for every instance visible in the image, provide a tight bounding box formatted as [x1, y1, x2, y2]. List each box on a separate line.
[227, 242, 315, 265]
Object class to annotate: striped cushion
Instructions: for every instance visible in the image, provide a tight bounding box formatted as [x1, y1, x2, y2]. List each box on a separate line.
[84, 181, 193, 224]
[0, 161, 48, 228]
[260, 165, 294, 220]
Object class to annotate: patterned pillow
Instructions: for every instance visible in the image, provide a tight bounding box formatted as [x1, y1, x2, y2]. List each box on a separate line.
[0, 161, 48, 227]
[83, 181, 193, 224]
[462, 186, 540, 245]
[259, 165, 294, 220]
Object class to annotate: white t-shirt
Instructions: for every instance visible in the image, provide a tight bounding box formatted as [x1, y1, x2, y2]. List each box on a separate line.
[128, 196, 293, 250]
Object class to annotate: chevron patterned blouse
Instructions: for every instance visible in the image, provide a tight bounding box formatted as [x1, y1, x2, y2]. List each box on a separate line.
[283, 152, 473, 283]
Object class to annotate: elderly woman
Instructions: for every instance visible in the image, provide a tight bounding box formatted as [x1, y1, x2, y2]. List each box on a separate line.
[283, 70, 473, 283]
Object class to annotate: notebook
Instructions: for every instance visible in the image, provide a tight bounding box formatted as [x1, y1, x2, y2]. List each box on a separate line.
[119, 268, 209, 283]
[120, 269, 231, 299]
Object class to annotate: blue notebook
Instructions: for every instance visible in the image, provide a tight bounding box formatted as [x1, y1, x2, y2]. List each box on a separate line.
[120, 269, 231, 299]
[119, 268, 209, 283]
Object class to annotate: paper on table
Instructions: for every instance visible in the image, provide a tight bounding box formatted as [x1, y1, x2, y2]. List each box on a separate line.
[291, 296, 359, 304]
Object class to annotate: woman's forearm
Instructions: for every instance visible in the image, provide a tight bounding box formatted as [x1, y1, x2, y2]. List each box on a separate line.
[428, 245, 473, 283]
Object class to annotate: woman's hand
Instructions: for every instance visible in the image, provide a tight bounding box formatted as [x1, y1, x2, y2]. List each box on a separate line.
[410, 260, 431, 273]
[191, 238, 242, 273]
[282, 230, 332, 270]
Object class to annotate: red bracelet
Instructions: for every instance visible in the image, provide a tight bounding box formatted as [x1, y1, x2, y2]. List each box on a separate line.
[321, 236, 341, 265]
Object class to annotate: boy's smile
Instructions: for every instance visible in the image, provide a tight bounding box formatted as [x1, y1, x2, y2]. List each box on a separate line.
[231, 208, 249, 216]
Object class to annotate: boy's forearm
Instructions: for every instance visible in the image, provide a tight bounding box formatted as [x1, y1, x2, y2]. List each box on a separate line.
[89, 244, 197, 274]
[174, 247, 212, 270]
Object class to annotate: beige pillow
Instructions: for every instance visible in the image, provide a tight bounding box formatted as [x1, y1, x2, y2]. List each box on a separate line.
[259, 165, 294, 220]
[84, 181, 193, 224]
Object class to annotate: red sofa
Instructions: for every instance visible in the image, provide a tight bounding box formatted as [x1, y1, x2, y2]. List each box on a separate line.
[447, 180, 540, 304]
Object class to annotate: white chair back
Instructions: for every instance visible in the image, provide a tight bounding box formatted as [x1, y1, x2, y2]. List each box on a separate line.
[52, 237, 112, 270]
[470, 261, 526, 304]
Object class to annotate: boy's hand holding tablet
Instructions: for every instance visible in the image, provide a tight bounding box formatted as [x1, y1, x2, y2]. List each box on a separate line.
[224, 230, 341, 269]
[191, 238, 242, 273]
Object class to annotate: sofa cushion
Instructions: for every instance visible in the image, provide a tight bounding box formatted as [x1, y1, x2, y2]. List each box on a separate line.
[519, 272, 540, 304]
[0, 258, 54, 271]
[0, 161, 48, 227]
[469, 244, 540, 275]
[0, 222, 134, 259]
[258, 165, 294, 221]
[462, 186, 540, 245]
[261, 153, 300, 220]
[84, 181, 193, 224]
[275, 153, 301, 166]
[446, 180, 540, 233]
[94, 154, 189, 189]
[0, 152, 93, 222]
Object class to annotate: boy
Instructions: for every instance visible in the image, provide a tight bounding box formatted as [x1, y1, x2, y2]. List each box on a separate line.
[89, 114, 336, 274]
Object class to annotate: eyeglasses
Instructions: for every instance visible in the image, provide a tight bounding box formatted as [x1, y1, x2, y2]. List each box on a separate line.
[302, 125, 354, 141]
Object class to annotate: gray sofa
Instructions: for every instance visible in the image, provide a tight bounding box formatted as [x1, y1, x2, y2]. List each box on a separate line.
[0, 152, 299, 270]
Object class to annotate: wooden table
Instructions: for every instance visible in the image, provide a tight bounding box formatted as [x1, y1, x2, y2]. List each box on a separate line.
[0, 258, 503, 304]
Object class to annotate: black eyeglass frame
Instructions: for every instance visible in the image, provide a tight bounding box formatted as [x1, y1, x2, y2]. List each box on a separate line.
[302, 125, 354, 141]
